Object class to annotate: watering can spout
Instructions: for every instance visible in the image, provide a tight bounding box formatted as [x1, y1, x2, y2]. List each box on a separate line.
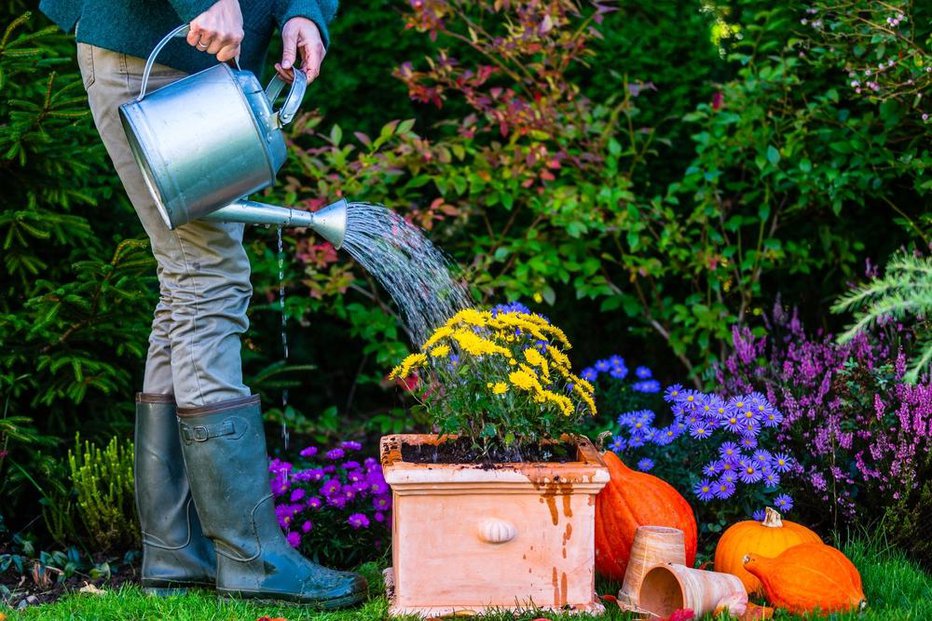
[204, 198, 348, 250]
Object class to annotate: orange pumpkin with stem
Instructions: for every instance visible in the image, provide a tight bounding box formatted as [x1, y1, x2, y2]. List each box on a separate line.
[714, 507, 822, 594]
[594, 451, 697, 582]
[743, 542, 866, 614]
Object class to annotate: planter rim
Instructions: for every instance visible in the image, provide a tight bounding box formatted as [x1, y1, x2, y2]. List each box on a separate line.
[380, 433, 609, 489]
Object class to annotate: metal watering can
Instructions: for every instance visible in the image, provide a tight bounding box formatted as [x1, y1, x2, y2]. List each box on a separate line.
[119, 24, 346, 248]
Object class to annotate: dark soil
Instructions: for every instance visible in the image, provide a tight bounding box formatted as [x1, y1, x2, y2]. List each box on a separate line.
[0, 547, 141, 611]
[401, 437, 577, 465]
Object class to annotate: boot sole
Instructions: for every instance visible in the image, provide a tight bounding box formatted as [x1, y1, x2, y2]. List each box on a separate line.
[217, 588, 367, 609]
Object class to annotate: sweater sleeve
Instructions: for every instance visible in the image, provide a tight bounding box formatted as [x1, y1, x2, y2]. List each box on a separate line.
[167, 0, 222, 23]
[273, 0, 338, 49]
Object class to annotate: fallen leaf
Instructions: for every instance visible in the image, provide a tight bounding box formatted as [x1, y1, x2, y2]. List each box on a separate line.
[78, 582, 106, 596]
[599, 593, 618, 605]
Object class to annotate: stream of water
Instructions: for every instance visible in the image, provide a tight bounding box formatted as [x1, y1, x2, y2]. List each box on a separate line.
[277, 226, 290, 450]
[339, 202, 472, 347]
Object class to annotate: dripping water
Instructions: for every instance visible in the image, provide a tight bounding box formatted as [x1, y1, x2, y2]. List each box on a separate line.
[277, 226, 290, 451]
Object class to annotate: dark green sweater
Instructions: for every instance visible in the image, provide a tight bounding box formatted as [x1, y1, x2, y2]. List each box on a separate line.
[40, 0, 337, 75]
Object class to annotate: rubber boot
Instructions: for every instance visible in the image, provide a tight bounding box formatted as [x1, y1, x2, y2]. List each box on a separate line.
[135, 393, 216, 593]
[177, 395, 368, 607]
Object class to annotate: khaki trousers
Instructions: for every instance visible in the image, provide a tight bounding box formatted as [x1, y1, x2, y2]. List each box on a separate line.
[78, 43, 252, 408]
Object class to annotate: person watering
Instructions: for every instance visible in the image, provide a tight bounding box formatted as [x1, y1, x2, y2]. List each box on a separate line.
[39, 0, 367, 607]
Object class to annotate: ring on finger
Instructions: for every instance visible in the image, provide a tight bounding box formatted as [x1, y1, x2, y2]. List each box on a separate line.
[197, 41, 209, 49]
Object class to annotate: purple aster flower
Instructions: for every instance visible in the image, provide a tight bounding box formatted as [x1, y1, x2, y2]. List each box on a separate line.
[722, 412, 742, 433]
[635, 366, 652, 379]
[368, 478, 389, 496]
[632, 380, 661, 393]
[301, 520, 313, 533]
[689, 422, 712, 440]
[348, 513, 370, 529]
[323, 465, 337, 474]
[774, 494, 794, 512]
[342, 487, 357, 502]
[740, 419, 761, 437]
[340, 440, 363, 451]
[772, 452, 793, 473]
[678, 389, 701, 409]
[714, 480, 736, 499]
[653, 426, 678, 446]
[664, 384, 685, 403]
[492, 301, 531, 315]
[703, 461, 722, 477]
[628, 434, 646, 449]
[762, 406, 784, 428]
[595, 359, 611, 372]
[286, 531, 301, 548]
[347, 470, 365, 483]
[720, 470, 738, 484]
[634, 409, 655, 426]
[373, 495, 392, 511]
[617, 412, 635, 427]
[270, 477, 289, 497]
[321, 479, 341, 497]
[307, 496, 323, 510]
[719, 442, 740, 460]
[609, 355, 625, 367]
[739, 462, 763, 484]
[637, 458, 655, 472]
[290, 488, 306, 502]
[299, 446, 318, 458]
[739, 435, 758, 450]
[342, 460, 362, 470]
[752, 508, 767, 521]
[374, 511, 386, 523]
[364, 457, 379, 469]
[608, 435, 626, 452]
[326, 495, 347, 509]
[326, 448, 345, 460]
[581, 367, 598, 382]
[609, 365, 628, 380]
[762, 468, 781, 488]
[694, 479, 715, 502]
[752, 450, 772, 468]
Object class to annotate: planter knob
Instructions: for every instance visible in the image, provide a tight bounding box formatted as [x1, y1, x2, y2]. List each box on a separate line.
[477, 518, 518, 544]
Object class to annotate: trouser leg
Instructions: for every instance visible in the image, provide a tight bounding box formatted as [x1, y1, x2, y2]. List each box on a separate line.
[77, 42, 251, 407]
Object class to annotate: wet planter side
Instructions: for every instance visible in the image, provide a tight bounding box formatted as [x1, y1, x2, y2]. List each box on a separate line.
[380, 434, 610, 617]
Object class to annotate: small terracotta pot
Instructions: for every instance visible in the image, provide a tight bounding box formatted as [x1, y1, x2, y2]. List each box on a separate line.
[638, 563, 748, 619]
[618, 526, 686, 610]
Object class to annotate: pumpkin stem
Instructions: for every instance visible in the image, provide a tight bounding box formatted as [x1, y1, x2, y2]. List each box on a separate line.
[762, 506, 783, 528]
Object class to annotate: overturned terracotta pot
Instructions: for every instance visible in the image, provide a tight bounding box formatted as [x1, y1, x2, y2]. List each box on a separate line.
[638, 563, 748, 619]
[380, 434, 610, 617]
[619, 526, 687, 611]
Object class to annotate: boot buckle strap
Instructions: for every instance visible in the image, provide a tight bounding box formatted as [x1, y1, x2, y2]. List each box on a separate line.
[181, 420, 236, 443]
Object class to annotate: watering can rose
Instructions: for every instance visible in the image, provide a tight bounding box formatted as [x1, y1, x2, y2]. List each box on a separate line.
[389, 306, 596, 453]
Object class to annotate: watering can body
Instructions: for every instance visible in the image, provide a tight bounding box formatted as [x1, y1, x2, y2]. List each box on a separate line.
[119, 24, 306, 231]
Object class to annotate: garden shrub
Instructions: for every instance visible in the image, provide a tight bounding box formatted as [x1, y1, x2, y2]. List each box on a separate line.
[260, 0, 931, 428]
[67, 434, 139, 553]
[269, 440, 391, 569]
[716, 303, 932, 562]
[0, 9, 157, 535]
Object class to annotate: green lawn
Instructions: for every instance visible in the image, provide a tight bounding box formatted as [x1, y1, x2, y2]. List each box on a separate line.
[5, 538, 930, 620]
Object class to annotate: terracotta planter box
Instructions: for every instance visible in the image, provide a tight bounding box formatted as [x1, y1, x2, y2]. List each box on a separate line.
[380, 434, 610, 617]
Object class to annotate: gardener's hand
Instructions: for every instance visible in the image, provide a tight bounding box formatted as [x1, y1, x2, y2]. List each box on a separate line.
[187, 0, 244, 63]
[275, 17, 326, 83]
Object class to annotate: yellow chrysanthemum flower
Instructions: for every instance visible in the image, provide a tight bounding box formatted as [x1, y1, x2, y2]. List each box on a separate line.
[430, 344, 451, 358]
[492, 382, 508, 395]
[388, 352, 427, 380]
[421, 326, 454, 351]
[508, 369, 537, 391]
[452, 329, 510, 357]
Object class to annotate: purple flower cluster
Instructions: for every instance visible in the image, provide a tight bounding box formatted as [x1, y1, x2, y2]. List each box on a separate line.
[581, 355, 660, 393]
[269, 439, 391, 566]
[717, 302, 932, 522]
[611, 387, 795, 512]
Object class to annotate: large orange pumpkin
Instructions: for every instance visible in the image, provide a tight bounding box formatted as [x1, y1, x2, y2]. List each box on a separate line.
[743, 542, 866, 615]
[594, 451, 697, 582]
[715, 507, 822, 594]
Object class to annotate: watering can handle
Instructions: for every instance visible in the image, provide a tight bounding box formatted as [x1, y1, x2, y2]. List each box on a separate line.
[138, 24, 243, 101]
[263, 69, 306, 127]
